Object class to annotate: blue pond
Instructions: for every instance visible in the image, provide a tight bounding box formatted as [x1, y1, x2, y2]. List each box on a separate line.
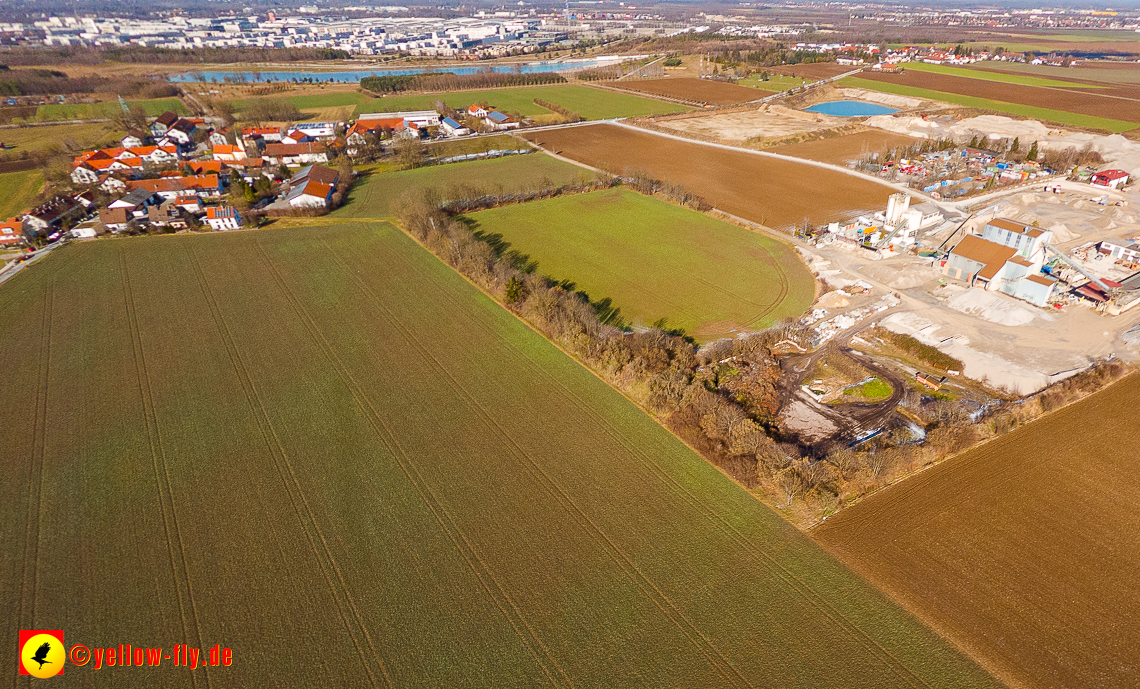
[804, 100, 898, 117]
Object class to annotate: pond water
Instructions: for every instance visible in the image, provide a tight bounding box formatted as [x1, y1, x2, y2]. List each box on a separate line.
[169, 56, 640, 83]
[804, 100, 899, 117]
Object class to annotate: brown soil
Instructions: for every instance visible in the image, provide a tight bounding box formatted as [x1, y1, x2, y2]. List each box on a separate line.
[614, 77, 774, 105]
[771, 63, 856, 80]
[524, 123, 896, 229]
[766, 130, 920, 165]
[860, 70, 1140, 122]
[812, 373, 1140, 689]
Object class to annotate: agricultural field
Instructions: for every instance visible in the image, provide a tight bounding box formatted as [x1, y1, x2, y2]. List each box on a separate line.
[737, 73, 816, 92]
[34, 97, 188, 121]
[852, 71, 1140, 133]
[0, 170, 44, 219]
[524, 123, 897, 229]
[770, 63, 855, 80]
[841, 76, 1140, 134]
[814, 373, 1140, 689]
[1, 224, 1003, 687]
[0, 122, 124, 154]
[356, 84, 689, 120]
[613, 77, 771, 105]
[897, 61, 1106, 89]
[766, 130, 920, 165]
[972, 60, 1140, 86]
[466, 188, 815, 339]
[333, 153, 592, 219]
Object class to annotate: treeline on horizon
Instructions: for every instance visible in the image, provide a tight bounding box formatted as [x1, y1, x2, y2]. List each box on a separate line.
[360, 70, 565, 94]
[0, 66, 179, 98]
[0, 45, 350, 67]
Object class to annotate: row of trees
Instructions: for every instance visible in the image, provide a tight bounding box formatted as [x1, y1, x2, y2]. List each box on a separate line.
[360, 70, 566, 94]
[0, 67, 179, 99]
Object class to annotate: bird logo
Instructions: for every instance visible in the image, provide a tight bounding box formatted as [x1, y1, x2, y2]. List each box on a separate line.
[31, 642, 53, 669]
[19, 631, 64, 678]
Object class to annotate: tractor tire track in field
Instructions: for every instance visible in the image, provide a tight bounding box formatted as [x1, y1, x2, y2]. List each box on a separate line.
[320, 238, 754, 689]
[119, 254, 209, 689]
[374, 233, 933, 689]
[186, 247, 392, 689]
[249, 238, 572, 689]
[15, 285, 52, 660]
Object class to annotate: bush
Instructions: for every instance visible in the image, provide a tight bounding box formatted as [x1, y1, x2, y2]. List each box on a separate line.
[242, 98, 302, 123]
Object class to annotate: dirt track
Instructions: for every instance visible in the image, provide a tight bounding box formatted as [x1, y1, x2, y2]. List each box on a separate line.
[614, 77, 773, 105]
[860, 70, 1140, 124]
[522, 123, 895, 229]
[813, 373, 1140, 689]
[767, 130, 921, 165]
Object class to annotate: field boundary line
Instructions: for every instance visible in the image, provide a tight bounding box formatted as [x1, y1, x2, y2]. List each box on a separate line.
[186, 245, 391, 689]
[325, 235, 754, 689]
[378, 220, 934, 688]
[250, 235, 572, 689]
[604, 120, 935, 202]
[119, 253, 208, 689]
[15, 284, 52, 663]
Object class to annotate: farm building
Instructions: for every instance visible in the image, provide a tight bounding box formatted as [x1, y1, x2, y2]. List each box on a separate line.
[1092, 169, 1130, 189]
[291, 164, 339, 189]
[98, 207, 135, 233]
[360, 111, 440, 128]
[440, 117, 471, 137]
[484, 110, 519, 131]
[285, 180, 334, 209]
[205, 206, 242, 231]
[943, 234, 1057, 306]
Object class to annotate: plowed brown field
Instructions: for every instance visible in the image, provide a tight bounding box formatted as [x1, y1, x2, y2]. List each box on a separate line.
[772, 63, 855, 80]
[524, 124, 896, 228]
[813, 373, 1140, 689]
[767, 131, 920, 165]
[616, 77, 774, 105]
[861, 70, 1140, 121]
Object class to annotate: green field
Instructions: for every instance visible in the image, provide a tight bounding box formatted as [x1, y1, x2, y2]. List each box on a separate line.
[899, 61, 1105, 89]
[841, 77, 1140, 133]
[0, 122, 124, 154]
[34, 97, 189, 122]
[1, 223, 1003, 687]
[0, 170, 43, 218]
[334, 153, 594, 219]
[356, 84, 689, 120]
[467, 188, 815, 339]
[234, 91, 371, 114]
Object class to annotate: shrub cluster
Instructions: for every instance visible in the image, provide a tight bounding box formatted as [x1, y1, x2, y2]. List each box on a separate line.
[533, 99, 582, 122]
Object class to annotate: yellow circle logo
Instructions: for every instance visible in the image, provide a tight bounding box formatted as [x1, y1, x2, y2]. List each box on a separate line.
[21, 633, 64, 678]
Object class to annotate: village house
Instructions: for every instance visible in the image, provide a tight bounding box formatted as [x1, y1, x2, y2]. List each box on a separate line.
[23, 196, 86, 240]
[100, 176, 127, 194]
[241, 126, 283, 143]
[282, 129, 314, 145]
[149, 111, 180, 137]
[0, 218, 24, 246]
[98, 206, 135, 233]
[121, 130, 150, 149]
[212, 142, 248, 163]
[164, 119, 197, 146]
[147, 199, 190, 230]
[108, 188, 163, 218]
[125, 175, 223, 200]
[345, 118, 404, 153]
[209, 129, 230, 147]
[263, 142, 329, 166]
[205, 206, 242, 231]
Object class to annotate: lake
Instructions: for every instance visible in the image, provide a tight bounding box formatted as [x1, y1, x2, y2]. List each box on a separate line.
[170, 56, 643, 83]
[804, 100, 899, 117]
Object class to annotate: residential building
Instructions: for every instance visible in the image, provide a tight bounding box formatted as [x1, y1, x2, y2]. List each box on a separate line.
[0, 218, 24, 245]
[22, 196, 85, 238]
[98, 207, 134, 233]
[359, 110, 439, 128]
[150, 111, 180, 136]
[290, 164, 339, 189]
[125, 175, 223, 199]
[205, 206, 242, 230]
[263, 142, 329, 166]
[483, 109, 519, 130]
